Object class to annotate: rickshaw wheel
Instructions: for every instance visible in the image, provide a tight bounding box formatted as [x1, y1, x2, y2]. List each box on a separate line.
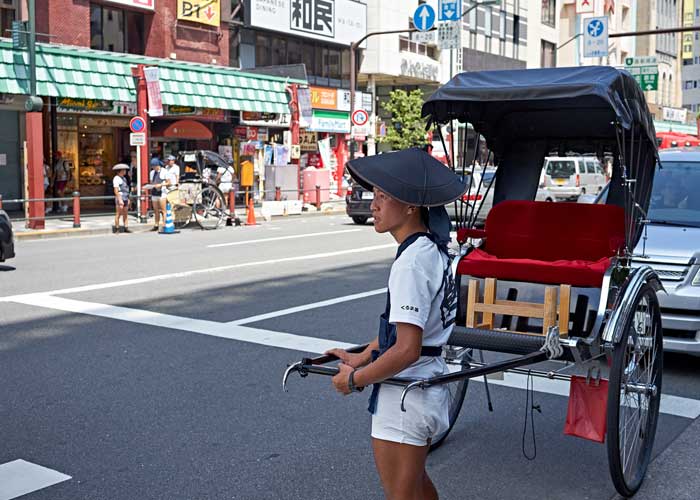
[194, 186, 226, 230]
[429, 346, 470, 452]
[606, 283, 663, 497]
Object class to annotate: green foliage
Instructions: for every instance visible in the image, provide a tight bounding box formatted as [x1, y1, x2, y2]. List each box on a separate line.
[379, 89, 426, 150]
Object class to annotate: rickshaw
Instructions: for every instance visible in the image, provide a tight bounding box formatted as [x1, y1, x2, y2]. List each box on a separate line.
[283, 66, 662, 498]
[166, 150, 232, 230]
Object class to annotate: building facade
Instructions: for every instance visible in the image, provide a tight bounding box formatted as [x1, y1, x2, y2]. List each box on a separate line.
[681, 0, 700, 115]
[0, 0, 299, 226]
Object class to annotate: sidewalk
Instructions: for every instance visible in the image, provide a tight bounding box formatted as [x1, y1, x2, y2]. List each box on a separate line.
[11, 200, 347, 241]
[611, 416, 700, 500]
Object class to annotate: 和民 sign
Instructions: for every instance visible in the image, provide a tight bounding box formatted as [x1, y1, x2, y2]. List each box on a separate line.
[249, 0, 367, 46]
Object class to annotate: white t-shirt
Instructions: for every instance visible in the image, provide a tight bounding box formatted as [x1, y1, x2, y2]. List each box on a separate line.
[388, 235, 455, 379]
[217, 165, 234, 183]
[55, 159, 71, 181]
[112, 175, 126, 189]
[166, 164, 180, 183]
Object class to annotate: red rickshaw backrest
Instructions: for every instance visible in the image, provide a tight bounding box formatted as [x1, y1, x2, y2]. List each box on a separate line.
[484, 201, 625, 262]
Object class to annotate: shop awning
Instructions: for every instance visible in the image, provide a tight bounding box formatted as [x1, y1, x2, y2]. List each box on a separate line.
[0, 40, 302, 114]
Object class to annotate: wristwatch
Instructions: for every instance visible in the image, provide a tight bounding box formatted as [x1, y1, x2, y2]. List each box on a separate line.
[348, 369, 364, 393]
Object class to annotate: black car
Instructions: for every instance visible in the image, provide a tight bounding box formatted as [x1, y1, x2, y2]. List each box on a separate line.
[345, 181, 373, 224]
[0, 210, 15, 262]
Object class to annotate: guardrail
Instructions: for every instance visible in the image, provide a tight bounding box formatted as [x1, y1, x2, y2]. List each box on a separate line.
[1, 185, 346, 228]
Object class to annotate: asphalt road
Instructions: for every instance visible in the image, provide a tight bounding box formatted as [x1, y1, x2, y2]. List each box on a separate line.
[1, 215, 699, 500]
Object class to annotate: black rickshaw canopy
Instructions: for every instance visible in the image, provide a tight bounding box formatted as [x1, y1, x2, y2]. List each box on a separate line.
[422, 66, 659, 245]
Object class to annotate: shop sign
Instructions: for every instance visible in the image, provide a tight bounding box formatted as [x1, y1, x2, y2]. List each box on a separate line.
[164, 105, 227, 121]
[662, 107, 688, 123]
[300, 131, 318, 151]
[143, 67, 163, 117]
[57, 98, 136, 115]
[177, 0, 220, 27]
[400, 58, 439, 82]
[310, 86, 338, 110]
[79, 116, 130, 128]
[575, 0, 594, 14]
[337, 89, 372, 112]
[249, 0, 367, 46]
[308, 109, 350, 133]
[298, 87, 313, 127]
[240, 111, 291, 128]
[234, 126, 248, 139]
[246, 127, 259, 141]
[104, 0, 154, 11]
[258, 127, 269, 142]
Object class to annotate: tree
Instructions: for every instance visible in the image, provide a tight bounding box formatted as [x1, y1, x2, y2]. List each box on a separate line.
[379, 89, 427, 150]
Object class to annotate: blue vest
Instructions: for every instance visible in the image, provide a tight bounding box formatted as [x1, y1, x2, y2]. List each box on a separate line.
[367, 232, 455, 414]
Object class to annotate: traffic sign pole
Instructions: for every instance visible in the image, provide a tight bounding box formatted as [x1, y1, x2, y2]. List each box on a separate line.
[131, 65, 150, 223]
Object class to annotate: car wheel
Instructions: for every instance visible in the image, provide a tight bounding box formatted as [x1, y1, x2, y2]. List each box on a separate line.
[545, 197, 553, 202]
[581, 188, 587, 194]
[352, 216, 368, 225]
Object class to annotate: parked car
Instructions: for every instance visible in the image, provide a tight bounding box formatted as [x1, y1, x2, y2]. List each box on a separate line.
[345, 181, 373, 224]
[542, 156, 607, 200]
[446, 169, 556, 225]
[593, 148, 700, 355]
[0, 209, 15, 262]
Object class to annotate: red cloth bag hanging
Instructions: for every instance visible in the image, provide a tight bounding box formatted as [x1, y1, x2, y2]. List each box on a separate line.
[564, 375, 609, 443]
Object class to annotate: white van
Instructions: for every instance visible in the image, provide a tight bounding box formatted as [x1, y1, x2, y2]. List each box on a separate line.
[542, 156, 607, 200]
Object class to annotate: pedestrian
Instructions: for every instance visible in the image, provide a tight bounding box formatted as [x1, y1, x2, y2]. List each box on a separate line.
[325, 148, 466, 500]
[149, 157, 166, 231]
[43, 158, 52, 214]
[112, 164, 131, 233]
[53, 151, 73, 213]
[215, 160, 236, 195]
[164, 154, 179, 186]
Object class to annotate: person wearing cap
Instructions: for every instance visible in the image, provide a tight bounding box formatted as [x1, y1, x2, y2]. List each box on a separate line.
[325, 147, 466, 500]
[149, 158, 166, 231]
[112, 164, 131, 233]
[164, 154, 179, 187]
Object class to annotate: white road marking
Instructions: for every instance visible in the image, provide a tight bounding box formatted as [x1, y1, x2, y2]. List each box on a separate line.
[9, 294, 355, 354]
[0, 459, 71, 500]
[7, 292, 700, 420]
[228, 288, 387, 325]
[471, 371, 700, 419]
[0, 244, 395, 301]
[207, 229, 363, 248]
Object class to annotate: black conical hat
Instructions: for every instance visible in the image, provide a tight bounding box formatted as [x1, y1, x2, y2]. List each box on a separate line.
[346, 148, 466, 207]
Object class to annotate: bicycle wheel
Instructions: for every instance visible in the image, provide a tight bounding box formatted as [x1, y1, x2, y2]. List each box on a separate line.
[172, 204, 191, 229]
[193, 186, 226, 230]
[430, 345, 470, 452]
[606, 283, 663, 497]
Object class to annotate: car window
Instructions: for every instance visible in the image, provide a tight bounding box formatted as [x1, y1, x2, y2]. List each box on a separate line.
[481, 171, 496, 185]
[584, 161, 596, 174]
[648, 161, 700, 226]
[594, 163, 604, 175]
[545, 161, 553, 175]
[547, 160, 576, 178]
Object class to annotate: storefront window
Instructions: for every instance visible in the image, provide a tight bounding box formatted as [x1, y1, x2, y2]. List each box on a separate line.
[288, 39, 302, 65]
[271, 37, 287, 66]
[0, 0, 16, 40]
[90, 3, 144, 55]
[255, 33, 271, 66]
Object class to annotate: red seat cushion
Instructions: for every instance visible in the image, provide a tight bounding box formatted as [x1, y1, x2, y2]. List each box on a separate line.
[457, 249, 612, 287]
[456, 200, 624, 287]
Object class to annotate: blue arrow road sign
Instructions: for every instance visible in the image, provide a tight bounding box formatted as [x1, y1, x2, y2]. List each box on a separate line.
[583, 16, 608, 58]
[439, 0, 460, 21]
[414, 4, 436, 31]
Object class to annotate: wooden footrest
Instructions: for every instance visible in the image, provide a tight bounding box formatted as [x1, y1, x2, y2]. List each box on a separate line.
[466, 278, 570, 336]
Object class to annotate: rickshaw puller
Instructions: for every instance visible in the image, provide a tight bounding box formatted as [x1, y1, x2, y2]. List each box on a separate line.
[326, 148, 466, 500]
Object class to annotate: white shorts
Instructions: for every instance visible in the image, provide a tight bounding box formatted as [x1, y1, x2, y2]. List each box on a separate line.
[219, 182, 232, 194]
[371, 383, 450, 447]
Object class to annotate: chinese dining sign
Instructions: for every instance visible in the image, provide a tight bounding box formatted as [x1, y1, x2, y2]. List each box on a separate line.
[249, 0, 367, 46]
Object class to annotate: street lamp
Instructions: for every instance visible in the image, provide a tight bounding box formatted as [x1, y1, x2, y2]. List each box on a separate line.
[348, 0, 501, 159]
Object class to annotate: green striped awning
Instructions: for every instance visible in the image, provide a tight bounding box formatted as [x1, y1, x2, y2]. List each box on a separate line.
[0, 40, 299, 114]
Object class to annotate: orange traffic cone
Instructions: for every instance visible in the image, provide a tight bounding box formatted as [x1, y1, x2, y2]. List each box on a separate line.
[246, 197, 257, 225]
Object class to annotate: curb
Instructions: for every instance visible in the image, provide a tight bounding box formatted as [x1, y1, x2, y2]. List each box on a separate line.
[15, 225, 153, 241]
[13, 205, 349, 241]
